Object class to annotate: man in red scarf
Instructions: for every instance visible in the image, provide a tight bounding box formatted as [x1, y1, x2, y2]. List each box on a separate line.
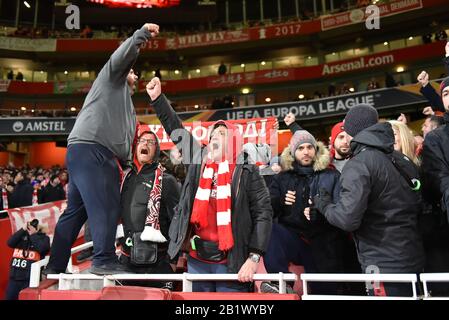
[146, 77, 273, 292]
[117, 127, 180, 289]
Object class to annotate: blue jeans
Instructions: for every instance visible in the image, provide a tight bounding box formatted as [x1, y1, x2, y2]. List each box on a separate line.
[187, 256, 250, 292]
[47, 143, 121, 271]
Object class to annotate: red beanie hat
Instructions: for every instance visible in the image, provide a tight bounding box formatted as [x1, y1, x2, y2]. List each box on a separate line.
[330, 122, 345, 158]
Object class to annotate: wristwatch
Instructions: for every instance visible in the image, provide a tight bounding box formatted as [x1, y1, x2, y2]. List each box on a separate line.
[249, 253, 261, 263]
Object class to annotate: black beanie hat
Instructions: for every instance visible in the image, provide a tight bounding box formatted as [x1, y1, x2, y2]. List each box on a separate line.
[344, 104, 379, 137]
[29, 219, 39, 230]
[440, 77, 449, 94]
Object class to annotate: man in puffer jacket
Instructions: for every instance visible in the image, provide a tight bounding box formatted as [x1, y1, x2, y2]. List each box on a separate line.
[312, 104, 425, 297]
[263, 130, 346, 294]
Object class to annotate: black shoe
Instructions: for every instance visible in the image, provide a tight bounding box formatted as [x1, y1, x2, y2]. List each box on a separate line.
[260, 281, 295, 294]
[41, 267, 68, 280]
[76, 249, 93, 263]
[161, 281, 174, 291]
[89, 263, 132, 275]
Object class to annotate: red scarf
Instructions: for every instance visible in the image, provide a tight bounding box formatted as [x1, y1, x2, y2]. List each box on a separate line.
[140, 163, 167, 243]
[32, 189, 38, 206]
[191, 159, 234, 251]
[2, 188, 8, 209]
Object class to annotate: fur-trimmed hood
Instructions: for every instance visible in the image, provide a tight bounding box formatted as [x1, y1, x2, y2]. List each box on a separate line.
[280, 141, 331, 172]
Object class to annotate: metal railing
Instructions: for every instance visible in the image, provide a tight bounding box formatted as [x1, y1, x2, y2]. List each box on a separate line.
[420, 273, 449, 300]
[46, 272, 297, 293]
[29, 240, 93, 288]
[301, 273, 419, 300]
[29, 241, 449, 299]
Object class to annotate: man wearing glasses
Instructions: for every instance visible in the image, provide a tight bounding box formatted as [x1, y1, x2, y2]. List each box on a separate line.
[117, 127, 180, 288]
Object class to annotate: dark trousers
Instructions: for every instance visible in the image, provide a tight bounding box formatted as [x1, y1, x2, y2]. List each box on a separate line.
[5, 279, 28, 300]
[264, 223, 316, 274]
[47, 143, 121, 271]
[187, 256, 250, 292]
[263, 223, 340, 294]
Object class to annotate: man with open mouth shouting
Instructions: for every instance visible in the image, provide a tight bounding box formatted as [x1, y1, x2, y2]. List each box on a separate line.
[117, 125, 180, 289]
[146, 77, 273, 292]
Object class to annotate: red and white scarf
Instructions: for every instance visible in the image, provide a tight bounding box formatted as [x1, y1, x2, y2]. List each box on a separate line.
[32, 189, 38, 206]
[140, 163, 167, 243]
[191, 160, 234, 251]
[2, 188, 8, 209]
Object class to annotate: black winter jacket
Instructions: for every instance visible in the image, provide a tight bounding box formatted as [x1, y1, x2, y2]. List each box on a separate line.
[319, 123, 425, 273]
[422, 113, 449, 221]
[151, 94, 273, 273]
[119, 162, 180, 255]
[270, 142, 341, 239]
[10, 181, 33, 208]
[7, 229, 50, 281]
[39, 184, 66, 204]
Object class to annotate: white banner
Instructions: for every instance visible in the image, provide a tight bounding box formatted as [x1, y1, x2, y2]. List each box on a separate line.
[0, 37, 56, 52]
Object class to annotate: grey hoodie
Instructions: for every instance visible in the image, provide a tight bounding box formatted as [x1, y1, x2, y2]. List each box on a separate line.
[68, 25, 151, 161]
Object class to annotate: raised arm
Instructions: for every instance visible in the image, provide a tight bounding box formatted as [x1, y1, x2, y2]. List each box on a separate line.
[417, 71, 445, 112]
[99, 23, 159, 85]
[147, 77, 203, 166]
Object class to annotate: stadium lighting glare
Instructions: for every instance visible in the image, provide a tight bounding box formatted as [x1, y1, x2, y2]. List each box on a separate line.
[298, 94, 305, 99]
[70, 107, 77, 112]
[396, 66, 405, 73]
[24, 1, 31, 9]
[31, 109, 35, 113]
[241, 64, 245, 68]
[21, 107, 27, 111]
[408, 36, 413, 40]
[64, 70, 68, 74]
[332, 52, 336, 55]
[194, 104, 199, 109]
[384, 41, 389, 46]
[265, 97, 271, 103]
[174, 70, 180, 74]
[308, 56, 312, 60]
[261, 61, 266, 65]
[196, 69, 201, 73]
[349, 87, 355, 92]
[242, 88, 250, 94]
[40, 70, 44, 74]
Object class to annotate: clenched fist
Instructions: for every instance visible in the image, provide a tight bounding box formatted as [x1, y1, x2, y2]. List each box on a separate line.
[144, 23, 159, 38]
[423, 106, 434, 116]
[284, 112, 296, 126]
[146, 77, 162, 101]
[417, 71, 429, 87]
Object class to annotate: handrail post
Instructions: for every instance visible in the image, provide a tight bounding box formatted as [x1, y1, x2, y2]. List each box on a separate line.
[182, 272, 192, 292]
[103, 277, 115, 288]
[278, 272, 286, 294]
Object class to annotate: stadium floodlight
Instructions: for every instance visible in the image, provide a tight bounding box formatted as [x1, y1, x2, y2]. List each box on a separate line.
[86, 0, 181, 8]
